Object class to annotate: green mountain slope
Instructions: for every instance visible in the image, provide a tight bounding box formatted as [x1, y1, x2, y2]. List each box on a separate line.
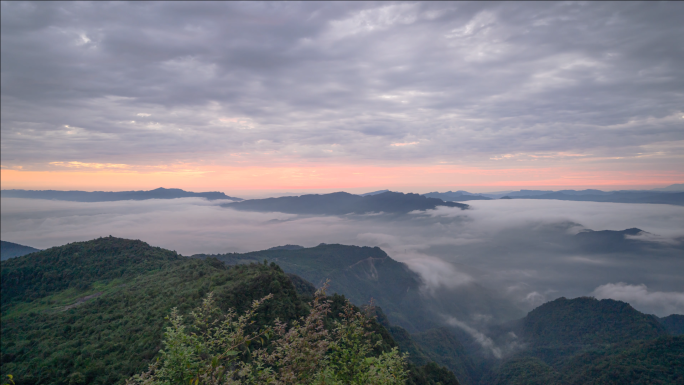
[659, 314, 684, 336]
[487, 357, 559, 385]
[1, 237, 459, 385]
[1, 237, 184, 311]
[411, 328, 478, 385]
[1, 245, 309, 384]
[518, 297, 668, 367]
[558, 336, 684, 384]
[484, 296, 681, 384]
[194, 243, 434, 332]
[522, 297, 667, 348]
[487, 337, 684, 385]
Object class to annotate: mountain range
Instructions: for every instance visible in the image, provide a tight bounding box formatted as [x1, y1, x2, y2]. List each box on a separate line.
[3, 184, 682, 207]
[1, 237, 682, 384]
[0, 237, 459, 385]
[0, 241, 40, 261]
[423, 191, 493, 202]
[0, 187, 242, 202]
[223, 191, 468, 215]
[498, 190, 684, 205]
[193, 243, 434, 332]
[421, 184, 684, 205]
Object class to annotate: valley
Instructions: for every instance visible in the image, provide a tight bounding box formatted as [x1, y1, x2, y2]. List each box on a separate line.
[1, 237, 682, 384]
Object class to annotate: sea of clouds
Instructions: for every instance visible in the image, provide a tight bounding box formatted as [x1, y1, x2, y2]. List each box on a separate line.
[2, 197, 683, 319]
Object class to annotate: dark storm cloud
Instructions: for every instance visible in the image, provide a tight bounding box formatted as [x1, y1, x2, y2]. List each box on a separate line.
[2, 1, 683, 168]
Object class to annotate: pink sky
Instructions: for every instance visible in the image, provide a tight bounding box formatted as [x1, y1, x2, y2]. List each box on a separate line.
[3, 163, 682, 195]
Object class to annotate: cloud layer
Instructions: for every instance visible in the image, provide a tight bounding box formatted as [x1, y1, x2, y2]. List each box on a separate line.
[592, 283, 684, 316]
[2, 2, 683, 179]
[2, 197, 683, 318]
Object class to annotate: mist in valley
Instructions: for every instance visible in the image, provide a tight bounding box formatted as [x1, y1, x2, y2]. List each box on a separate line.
[3, 197, 683, 330]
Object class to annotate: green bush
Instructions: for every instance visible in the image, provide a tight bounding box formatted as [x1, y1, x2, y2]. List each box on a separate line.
[128, 287, 408, 384]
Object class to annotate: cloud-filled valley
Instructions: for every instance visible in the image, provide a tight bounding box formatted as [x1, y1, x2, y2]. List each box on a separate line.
[3, 197, 682, 320]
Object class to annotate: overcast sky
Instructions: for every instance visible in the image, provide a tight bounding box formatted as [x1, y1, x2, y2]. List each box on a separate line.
[1, 1, 683, 192]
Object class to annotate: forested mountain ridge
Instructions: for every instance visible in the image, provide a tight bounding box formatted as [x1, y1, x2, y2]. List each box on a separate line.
[193, 243, 434, 332]
[0, 187, 242, 202]
[483, 296, 682, 384]
[486, 336, 684, 385]
[223, 191, 468, 215]
[1, 237, 184, 311]
[659, 314, 684, 335]
[0, 237, 460, 385]
[522, 296, 667, 348]
[2, 237, 682, 385]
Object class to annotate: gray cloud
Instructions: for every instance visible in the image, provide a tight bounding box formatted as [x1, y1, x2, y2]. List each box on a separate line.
[592, 283, 684, 316]
[2, 1, 683, 169]
[2, 197, 683, 319]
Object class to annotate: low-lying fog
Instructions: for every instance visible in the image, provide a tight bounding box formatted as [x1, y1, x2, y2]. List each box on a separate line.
[2, 197, 683, 320]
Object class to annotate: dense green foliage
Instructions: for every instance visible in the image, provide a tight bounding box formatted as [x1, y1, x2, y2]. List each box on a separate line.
[129, 289, 409, 384]
[406, 363, 460, 385]
[487, 337, 684, 384]
[2, 237, 681, 385]
[487, 357, 559, 385]
[523, 297, 667, 348]
[194, 244, 433, 332]
[411, 329, 477, 385]
[1, 259, 308, 384]
[1, 237, 184, 309]
[484, 297, 683, 384]
[558, 336, 684, 384]
[659, 314, 684, 336]
[1, 238, 458, 385]
[388, 326, 431, 367]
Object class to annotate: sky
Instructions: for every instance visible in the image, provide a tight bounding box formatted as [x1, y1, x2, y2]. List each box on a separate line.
[1, 1, 683, 193]
[3, 197, 683, 318]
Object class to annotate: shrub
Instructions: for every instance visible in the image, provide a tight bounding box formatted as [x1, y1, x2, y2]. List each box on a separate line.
[127, 286, 408, 385]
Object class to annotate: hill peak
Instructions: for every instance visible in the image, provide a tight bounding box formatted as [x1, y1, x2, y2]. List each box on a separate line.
[523, 296, 667, 347]
[224, 191, 468, 215]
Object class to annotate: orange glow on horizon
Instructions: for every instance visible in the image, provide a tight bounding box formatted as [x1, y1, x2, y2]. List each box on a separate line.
[2, 165, 682, 194]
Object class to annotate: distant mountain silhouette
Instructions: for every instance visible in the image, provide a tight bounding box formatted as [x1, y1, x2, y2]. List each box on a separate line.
[573, 228, 655, 253]
[0, 187, 242, 202]
[1, 240, 40, 260]
[224, 191, 468, 215]
[267, 244, 305, 251]
[359, 189, 391, 196]
[507, 189, 611, 197]
[659, 314, 684, 335]
[497, 190, 684, 205]
[423, 191, 492, 202]
[651, 183, 684, 192]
